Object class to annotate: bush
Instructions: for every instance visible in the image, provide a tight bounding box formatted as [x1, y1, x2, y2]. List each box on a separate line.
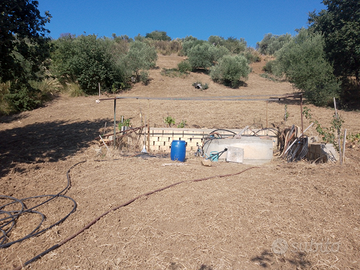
[242, 50, 261, 63]
[210, 55, 250, 88]
[148, 40, 182, 55]
[209, 46, 230, 64]
[187, 43, 213, 70]
[177, 60, 192, 73]
[262, 60, 275, 73]
[123, 41, 158, 78]
[140, 70, 149, 85]
[145, 30, 171, 41]
[180, 37, 205, 56]
[52, 34, 129, 94]
[5, 80, 42, 111]
[257, 33, 292, 55]
[223, 37, 247, 54]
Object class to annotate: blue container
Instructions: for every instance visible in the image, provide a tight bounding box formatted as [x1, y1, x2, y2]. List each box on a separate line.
[171, 140, 186, 162]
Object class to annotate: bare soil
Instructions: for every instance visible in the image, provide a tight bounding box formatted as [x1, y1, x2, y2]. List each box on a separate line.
[1, 55, 360, 270]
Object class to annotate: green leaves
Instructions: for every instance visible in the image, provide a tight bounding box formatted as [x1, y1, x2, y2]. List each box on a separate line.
[256, 33, 292, 55]
[309, 0, 360, 82]
[145, 31, 171, 41]
[52, 34, 132, 94]
[273, 29, 340, 106]
[123, 41, 157, 77]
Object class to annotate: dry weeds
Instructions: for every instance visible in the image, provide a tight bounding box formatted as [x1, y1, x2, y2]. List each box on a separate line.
[1, 54, 360, 270]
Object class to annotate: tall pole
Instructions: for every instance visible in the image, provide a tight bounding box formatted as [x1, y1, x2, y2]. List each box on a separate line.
[113, 98, 116, 148]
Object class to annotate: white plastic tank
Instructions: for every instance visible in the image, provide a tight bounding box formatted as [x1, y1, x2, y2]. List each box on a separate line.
[203, 136, 273, 165]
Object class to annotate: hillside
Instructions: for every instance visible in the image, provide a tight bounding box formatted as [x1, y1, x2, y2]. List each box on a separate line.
[1, 54, 360, 270]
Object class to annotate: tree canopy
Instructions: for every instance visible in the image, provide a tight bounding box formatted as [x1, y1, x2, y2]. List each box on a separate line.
[256, 33, 292, 55]
[273, 29, 340, 106]
[145, 30, 171, 41]
[309, 0, 360, 83]
[0, 0, 51, 82]
[0, 0, 52, 111]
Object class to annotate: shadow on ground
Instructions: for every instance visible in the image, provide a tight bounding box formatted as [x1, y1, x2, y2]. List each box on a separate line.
[0, 119, 108, 177]
[251, 250, 311, 268]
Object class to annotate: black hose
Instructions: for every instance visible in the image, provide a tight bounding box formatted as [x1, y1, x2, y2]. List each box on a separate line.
[0, 160, 85, 249]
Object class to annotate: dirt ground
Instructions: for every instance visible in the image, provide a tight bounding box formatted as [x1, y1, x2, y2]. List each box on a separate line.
[1, 55, 360, 270]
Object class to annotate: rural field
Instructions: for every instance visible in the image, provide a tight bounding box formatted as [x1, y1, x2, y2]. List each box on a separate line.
[1, 55, 360, 269]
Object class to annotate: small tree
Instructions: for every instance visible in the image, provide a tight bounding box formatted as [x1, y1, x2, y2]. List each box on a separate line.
[123, 41, 157, 80]
[180, 36, 205, 56]
[210, 55, 250, 88]
[209, 46, 230, 64]
[187, 43, 213, 70]
[52, 34, 128, 94]
[177, 60, 192, 73]
[145, 30, 171, 41]
[256, 33, 292, 55]
[223, 37, 247, 54]
[273, 29, 340, 106]
[1, 0, 52, 111]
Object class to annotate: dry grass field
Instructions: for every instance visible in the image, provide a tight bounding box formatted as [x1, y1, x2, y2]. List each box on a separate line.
[1, 54, 360, 270]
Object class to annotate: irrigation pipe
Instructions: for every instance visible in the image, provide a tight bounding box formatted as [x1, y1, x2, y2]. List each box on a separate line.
[1, 161, 85, 249]
[13, 165, 257, 270]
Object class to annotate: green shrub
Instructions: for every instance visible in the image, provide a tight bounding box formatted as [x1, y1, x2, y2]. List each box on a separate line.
[145, 30, 171, 41]
[180, 37, 206, 56]
[209, 46, 230, 64]
[66, 82, 85, 97]
[262, 60, 275, 73]
[223, 37, 247, 54]
[177, 120, 187, 128]
[164, 116, 175, 127]
[256, 33, 292, 55]
[148, 40, 182, 55]
[52, 34, 129, 95]
[210, 55, 250, 88]
[123, 41, 158, 78]
[177, 60, 192, 73]
[187, 43, 212, 70]
[161, 68, 187, 78]
[140, 70, 149, 85]
[5, 80, 42, 111]
[242, 49, 261, 63]
[0, 81, 11, 115]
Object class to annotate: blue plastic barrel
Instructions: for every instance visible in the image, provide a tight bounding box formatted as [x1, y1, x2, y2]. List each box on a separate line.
[171, 140, 186, 162]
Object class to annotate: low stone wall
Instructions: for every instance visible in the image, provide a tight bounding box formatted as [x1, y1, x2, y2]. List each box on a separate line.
[147, 128, 278, 153]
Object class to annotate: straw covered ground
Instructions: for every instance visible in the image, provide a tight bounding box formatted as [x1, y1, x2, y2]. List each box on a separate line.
[1, 55, 360, 269]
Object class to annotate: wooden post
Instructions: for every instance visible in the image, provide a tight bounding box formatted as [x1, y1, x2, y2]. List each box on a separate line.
[148, 120, 151, 152]
[98, 83, 101, 97]
[300, 94, 304, 136]
[147, 99, 151, 152]
[266, 101, 268, 129]
[342, 129, 347, 165]
[333, 97, 342, 163]
[113, 98, 116, 148]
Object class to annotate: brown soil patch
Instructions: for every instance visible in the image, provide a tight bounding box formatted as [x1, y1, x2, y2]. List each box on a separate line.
[1, 54, 360, 269]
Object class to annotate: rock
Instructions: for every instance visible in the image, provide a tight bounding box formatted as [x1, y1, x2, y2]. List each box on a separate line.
[201, 159, 212, 167]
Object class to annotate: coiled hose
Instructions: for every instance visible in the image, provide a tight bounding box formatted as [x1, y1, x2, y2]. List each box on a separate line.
[0, 161, 85, 249]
